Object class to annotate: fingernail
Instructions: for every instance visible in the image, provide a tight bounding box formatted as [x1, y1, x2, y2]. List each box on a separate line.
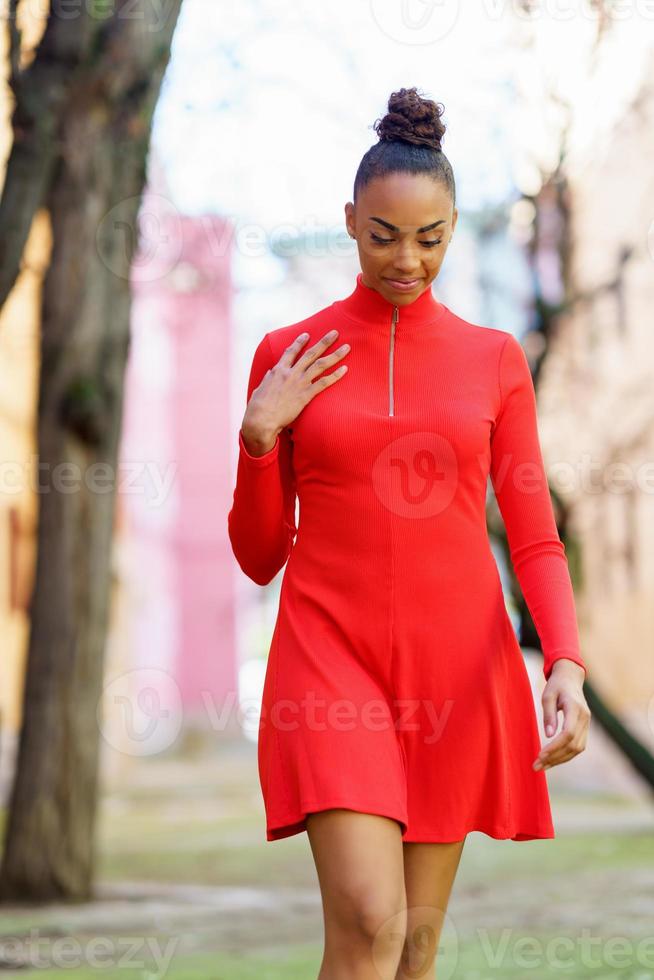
[545, 724, 554, 736]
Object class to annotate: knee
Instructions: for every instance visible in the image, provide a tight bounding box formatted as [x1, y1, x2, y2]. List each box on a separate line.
[357, 895, 407, 947]
[333, 886, 407, 946]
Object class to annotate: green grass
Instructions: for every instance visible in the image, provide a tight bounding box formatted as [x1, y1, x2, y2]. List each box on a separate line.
[5, 927, 652, 980]
[454, 931, 654, 979]
[0, 945, 324, 980]
[457, 827, 654, 883]
[97, 806, 654, 890]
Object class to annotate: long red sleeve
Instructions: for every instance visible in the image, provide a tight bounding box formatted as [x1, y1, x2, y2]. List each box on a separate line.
[227, 333, 298, 586]
[489, 333, 587, 682]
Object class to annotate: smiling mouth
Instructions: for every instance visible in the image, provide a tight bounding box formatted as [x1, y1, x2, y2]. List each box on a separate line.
[384, 277, 423, 286]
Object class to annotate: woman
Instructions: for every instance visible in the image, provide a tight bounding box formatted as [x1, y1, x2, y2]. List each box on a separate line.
[227, 86, 590, 979]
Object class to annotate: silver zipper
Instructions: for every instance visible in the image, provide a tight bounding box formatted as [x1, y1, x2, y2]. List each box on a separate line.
[389, 305, 399, 416]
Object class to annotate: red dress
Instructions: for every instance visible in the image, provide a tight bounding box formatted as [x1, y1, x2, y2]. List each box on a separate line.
[227, 273, 587, 843]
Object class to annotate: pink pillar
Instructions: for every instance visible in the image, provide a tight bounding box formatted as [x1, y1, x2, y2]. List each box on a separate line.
[122, 180, 237, 730]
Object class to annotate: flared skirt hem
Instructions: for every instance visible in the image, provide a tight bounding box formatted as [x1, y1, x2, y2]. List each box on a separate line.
[265, 801, 555, 843]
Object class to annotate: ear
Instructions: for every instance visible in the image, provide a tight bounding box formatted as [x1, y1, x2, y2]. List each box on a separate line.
[344, 201, 355, 237]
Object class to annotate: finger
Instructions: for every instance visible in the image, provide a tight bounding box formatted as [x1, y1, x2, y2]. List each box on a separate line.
[293, 329, 341, 369]
[304, 362, 349, 400]
[533, 729, 575, 769]
[306, 343, 351, 382]
[551, 696, 582, 735]
[537, 743, 584, 771]
[535, 698, 590, 768]
[541, 743, 583, 768]
[278, 331, 314, 368]
[541, 690, 559, 738]
[543, 728, 575, 755]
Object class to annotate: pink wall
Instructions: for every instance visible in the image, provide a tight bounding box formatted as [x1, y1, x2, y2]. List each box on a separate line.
[169, 215, 236, 718]
[121, 174, 237, 727]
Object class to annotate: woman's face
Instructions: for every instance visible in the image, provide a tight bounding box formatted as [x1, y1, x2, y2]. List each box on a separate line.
[344, 172, 457, 306]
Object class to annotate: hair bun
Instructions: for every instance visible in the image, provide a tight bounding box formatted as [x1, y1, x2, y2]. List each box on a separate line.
[373, 86, 445, 151]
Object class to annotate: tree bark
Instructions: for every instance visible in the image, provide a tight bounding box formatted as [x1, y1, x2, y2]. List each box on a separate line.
[0, 1, 184, 901]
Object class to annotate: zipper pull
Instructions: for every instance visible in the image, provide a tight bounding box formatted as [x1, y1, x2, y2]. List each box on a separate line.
[389, 306, 399, 417]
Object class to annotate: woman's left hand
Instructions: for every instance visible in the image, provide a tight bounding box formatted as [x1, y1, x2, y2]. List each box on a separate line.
[533, 660, 590, 771]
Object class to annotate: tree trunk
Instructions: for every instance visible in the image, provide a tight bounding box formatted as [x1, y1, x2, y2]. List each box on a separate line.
[0, 1, 184, 901]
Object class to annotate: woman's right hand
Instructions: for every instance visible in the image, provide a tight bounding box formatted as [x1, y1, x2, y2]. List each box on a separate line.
[240, 329, 350, 456]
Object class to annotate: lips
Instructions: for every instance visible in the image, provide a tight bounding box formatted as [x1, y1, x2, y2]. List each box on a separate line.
[384, 277, 423, 289]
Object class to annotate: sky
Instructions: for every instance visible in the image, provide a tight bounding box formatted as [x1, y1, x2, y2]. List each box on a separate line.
[151, 0, 523, 230]
[152, 0, 652, 229]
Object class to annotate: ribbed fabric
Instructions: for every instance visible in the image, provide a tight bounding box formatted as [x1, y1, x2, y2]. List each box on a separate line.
[227, 272, 587, 843]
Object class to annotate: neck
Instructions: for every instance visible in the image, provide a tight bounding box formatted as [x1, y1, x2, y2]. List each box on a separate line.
[336, 272, 447, 331]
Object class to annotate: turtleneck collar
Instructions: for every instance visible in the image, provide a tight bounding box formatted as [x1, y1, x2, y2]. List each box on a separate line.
[334, 272, 447, 331]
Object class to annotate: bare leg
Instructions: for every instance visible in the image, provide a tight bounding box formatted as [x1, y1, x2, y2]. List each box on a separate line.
[306, 808, 408, 979]
[395, 838, 467, 980]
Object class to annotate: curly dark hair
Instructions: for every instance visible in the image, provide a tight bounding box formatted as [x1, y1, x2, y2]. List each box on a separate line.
[353, 86, 455, 206]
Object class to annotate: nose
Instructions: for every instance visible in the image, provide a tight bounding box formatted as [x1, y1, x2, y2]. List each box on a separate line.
[390, 239, 423, 275]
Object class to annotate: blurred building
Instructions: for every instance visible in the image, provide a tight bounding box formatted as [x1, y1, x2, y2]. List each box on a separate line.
[531, 42, 654, 765]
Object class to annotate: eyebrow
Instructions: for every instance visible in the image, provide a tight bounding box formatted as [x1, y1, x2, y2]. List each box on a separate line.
[369, 216, 446, 233]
